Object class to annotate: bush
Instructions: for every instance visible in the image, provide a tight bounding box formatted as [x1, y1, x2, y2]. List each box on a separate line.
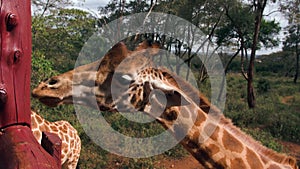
[257, 78, 271, 93]
[243, 128, 283, 152]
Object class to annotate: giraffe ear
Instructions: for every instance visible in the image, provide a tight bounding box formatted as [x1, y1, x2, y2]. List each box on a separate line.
[108, 42, 129, 57]
[135, 40, 160, 55]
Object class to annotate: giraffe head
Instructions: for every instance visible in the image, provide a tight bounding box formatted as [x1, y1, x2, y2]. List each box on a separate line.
[32, 41, 160, 110]
[113, 67, 192, 113]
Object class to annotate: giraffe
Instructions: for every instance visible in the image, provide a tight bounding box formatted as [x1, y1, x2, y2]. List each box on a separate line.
[32, 41, 298, 169]
[115, 67, 298, 169]
[31, 111, 81, 169]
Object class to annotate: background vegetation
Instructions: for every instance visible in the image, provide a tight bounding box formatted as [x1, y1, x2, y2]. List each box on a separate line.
[30, 0, 299, 168]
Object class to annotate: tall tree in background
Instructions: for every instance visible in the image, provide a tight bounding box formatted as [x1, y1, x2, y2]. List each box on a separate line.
[280, 0, 300, 83]
[284, 25, 300, 83]
[247, 0, 268, 108]
[217, 0, 279, 108]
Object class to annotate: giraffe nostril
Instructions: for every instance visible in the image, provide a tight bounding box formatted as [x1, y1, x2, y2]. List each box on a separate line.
[48, 78, 59, 85]
[42, 78, 49, 82]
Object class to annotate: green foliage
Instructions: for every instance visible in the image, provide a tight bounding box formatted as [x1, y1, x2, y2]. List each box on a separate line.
[257, 78, 270, 93]
[99, 0, 151, 24]
[243, 128, 283, 152]
[225, 73, 300, 143]
[216, 4, 280, 50]
[256, 51, 297, 77]
[102, 112, 165, 138]
[32, 8, 98, 72]
[259, 20, 281, 48]
[31, 51, 57, 86]
[31, 0, 73, 16]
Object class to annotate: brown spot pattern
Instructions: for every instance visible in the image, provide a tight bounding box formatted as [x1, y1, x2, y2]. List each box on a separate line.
[206, 143, 220, 157]
[222, 130, 243, 153]
[194, 111, 206, 126]
[246, 148, 263, 169]
[204, 123, 219, 141]
[217, 157, 227, 167]
[267, 164, 282, 169]
[230, 158, 246, 169]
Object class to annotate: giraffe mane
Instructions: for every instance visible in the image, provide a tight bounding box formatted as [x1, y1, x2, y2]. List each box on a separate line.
[134, 40, 161, 55]
[221, 117, 298, 168]
[158, 67, 219, 114]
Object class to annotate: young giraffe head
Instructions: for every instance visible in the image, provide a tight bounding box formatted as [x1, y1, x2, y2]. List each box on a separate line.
[32, 41, 160, 110]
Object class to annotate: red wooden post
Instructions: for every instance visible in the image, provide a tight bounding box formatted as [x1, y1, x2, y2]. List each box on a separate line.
[0, 0, 61, 168]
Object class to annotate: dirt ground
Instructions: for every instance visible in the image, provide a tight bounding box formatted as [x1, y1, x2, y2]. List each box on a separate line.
[154, 155, 203, 169]
[281, 141, 300, 162]
[281, 96, 295, 105]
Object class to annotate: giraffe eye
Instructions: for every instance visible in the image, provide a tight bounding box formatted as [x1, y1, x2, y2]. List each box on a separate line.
[122, 74, 132, 81]
[48, 79, 58, 85]
[113, 73, 133, 86]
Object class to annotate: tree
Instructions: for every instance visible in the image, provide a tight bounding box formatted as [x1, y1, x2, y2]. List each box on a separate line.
[32, 0, 73, 17]
[280, 0, 300, 83]
[283, 25, 300, 83]
[97, 0, 281, 107]
[32, 8, 98, 72]
[216, 0, 279, 108]
[98, 0, 152, 24]
[246, 0, 268, 108]
[148, 0, 228, 83]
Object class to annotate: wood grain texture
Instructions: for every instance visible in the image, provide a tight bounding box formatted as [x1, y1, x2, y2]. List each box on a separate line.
[0, 0, 31, 127]
[0, 126, 60, 169]
[0, 0, 61, 168]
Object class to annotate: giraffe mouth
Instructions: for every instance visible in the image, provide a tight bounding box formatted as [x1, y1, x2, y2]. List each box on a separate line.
[38, 97, 64, 107]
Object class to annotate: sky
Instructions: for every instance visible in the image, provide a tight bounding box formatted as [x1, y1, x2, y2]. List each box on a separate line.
[73, 0, 108, 12]
[73, 0, 288, 55]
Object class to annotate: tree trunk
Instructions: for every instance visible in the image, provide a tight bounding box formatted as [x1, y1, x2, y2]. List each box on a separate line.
[294, 44, 299, 83]
[294, 26, 299, 83]
[247, 0, 267, 108]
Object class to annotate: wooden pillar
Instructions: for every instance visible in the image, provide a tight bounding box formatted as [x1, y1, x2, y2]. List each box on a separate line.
[0, 0, 61, 168]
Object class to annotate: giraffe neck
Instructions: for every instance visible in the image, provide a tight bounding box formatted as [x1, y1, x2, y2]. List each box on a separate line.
[130, 68, 298, 169]
[162, 107, 297, 169]
[31, 111, 50, 143]
[30, 111, 81, 169]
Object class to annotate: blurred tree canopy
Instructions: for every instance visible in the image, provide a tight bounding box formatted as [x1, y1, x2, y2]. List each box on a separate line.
[280, 0, 300, 83]
[31, 0, 287, 108]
